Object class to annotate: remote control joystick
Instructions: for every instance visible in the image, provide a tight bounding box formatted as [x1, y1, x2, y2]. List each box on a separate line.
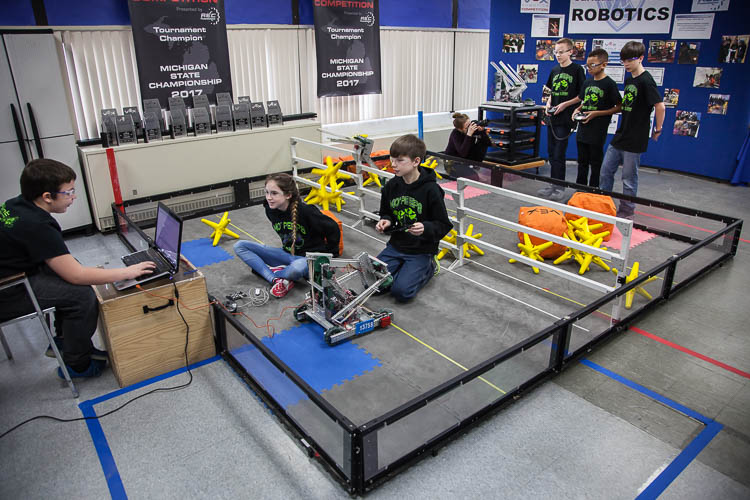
[573, 113, 587, 122]
[547, 106, 558, 114]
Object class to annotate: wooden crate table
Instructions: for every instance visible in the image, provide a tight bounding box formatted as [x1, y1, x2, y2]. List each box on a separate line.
[94, 261, 215, 387]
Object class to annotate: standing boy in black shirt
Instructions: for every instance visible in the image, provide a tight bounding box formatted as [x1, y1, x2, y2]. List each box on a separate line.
[539, 38, 586, 201]
[572, 48, 621, 187]
[599, 41, 665, 218]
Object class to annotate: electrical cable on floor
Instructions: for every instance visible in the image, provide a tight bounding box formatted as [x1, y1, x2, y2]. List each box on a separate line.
[0, 281, 193, 441]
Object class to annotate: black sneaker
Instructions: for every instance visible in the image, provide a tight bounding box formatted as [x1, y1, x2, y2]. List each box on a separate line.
[45, 338, 109, 362]
[57, 358, 106, 379]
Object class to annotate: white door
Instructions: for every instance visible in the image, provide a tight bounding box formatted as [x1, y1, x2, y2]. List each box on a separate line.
[42, 135, 93, 230]
[0, 141, 26, 203]
[3, 33, 75, 139]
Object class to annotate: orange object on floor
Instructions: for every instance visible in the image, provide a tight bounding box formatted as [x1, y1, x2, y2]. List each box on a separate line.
[565, 192, 616, 241]
[518, 206, 568, 259]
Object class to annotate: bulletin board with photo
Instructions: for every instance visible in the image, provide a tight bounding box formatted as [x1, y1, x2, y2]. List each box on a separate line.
[487, 1, 750, 180]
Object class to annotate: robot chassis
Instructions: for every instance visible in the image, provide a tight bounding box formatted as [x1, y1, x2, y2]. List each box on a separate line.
[294, 251, 394, 346]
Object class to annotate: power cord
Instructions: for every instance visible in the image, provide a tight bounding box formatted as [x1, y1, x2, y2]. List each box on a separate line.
[0, 280, 193, 441]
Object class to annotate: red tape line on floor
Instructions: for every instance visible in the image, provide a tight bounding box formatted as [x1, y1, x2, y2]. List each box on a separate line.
[635, 211, 749, 244]
[630, 326, 750, 380]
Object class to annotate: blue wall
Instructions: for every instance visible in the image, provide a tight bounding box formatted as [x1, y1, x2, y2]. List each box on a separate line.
[489, 1, 750, 180]
[0, 1, 489, 29]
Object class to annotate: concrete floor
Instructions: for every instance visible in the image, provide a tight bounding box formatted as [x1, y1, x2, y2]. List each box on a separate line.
[1, 162, 748, 499]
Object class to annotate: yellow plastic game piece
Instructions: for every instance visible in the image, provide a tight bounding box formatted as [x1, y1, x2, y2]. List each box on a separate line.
[461, 224, 485, 258]
[305, 156, 352, 212]
[437, 229, 458, 260]
[420, 156, 442, 179]
[611, 261, 659, 309]
[509, 232, 553, 274]
[201, 211, 240, 246]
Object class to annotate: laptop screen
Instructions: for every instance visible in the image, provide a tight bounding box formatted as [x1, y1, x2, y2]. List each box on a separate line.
[153, 203, 182, 270]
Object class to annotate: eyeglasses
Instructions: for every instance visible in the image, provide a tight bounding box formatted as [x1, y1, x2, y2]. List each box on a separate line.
[553, 50, 571, 56]
[586, 62, 604, 69]
[620, 56, 640, 63]
[55, 188, 76, 197]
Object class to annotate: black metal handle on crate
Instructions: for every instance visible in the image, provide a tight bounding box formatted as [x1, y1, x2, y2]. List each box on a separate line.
[143, 299, 174, 314]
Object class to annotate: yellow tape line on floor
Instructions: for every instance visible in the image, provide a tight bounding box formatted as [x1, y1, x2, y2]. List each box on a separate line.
[390, 323, 506, 395]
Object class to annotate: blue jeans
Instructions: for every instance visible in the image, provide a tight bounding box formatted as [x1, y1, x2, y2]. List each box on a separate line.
[377, 244, 435, 302]
[233, 241, 308, 283]
[547, 123, 571, 180]
[599, 145, 641, 215]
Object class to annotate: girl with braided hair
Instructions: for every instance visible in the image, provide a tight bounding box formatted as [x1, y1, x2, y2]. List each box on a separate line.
[233, 173, 341, 298]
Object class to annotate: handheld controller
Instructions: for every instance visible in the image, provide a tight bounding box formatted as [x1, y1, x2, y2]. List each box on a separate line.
[573, 113, 587, 122]
[547, 106, 558, 114]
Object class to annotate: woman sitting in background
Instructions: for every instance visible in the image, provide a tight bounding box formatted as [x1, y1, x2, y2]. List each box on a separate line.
[444, 112, 492, 179]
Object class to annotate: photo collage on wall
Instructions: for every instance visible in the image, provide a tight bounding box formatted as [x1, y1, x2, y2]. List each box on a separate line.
[535, 39, 555, 61]
[717, 35, 748, 63]
[678, 42, 701, 64]
[648, 40, 677, 63]
[708, 94, 730, 115]
[571, 40, 586, 61]
[503, 33, 525, 53]
[693, 67, 723, 88]
[663, 88, 680, 107]
[673, 110, 701, 138]
[517, 64, 538, 83]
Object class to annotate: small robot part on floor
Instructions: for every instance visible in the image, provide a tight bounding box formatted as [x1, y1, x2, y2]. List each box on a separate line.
[294, 252, 394, 345]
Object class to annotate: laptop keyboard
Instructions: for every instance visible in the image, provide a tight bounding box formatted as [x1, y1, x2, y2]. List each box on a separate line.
[123, 249, 172, 275]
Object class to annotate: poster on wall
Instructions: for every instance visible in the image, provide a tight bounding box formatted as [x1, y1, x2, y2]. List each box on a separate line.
[672, 13, 715, 39]
[531, 14, 565, 38]
[648, 67, 665, 86]
[606, 65, 625, 84]
[520, 0, 550, 14]
[568, 0, 673, 34]
[592, 39, 643, 61]
[313, 0, 382, 98]
[127, 0, 232, 106]
[692, 0, 730, 12]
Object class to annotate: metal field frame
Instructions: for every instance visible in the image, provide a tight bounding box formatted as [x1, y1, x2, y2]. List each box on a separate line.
[212, 146, 742, 494]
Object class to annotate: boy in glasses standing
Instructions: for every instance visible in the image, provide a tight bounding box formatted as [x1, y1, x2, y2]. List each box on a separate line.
[539, 38, 586, 201]
[600, 41, 665, 218]
[572, 48, 621, 187]
[0, 159, 155, 378]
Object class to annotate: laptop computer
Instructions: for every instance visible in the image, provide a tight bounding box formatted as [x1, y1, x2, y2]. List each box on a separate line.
[113, 202, 183, 291]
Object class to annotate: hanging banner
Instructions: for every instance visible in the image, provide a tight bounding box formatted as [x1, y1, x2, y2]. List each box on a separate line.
[313, 0, 382, 98]
[568, 0, 674, 34]
[128, 0, 232, 106]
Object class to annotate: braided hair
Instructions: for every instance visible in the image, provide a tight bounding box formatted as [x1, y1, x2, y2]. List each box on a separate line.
[266, 173, 300, 255]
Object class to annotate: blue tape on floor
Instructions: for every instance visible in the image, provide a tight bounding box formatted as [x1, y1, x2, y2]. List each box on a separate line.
[636, 421, 723, 500]
[79, 401, 127, 500]
[581, 358, 723, 498]
[79, 355, 220, 499]
[181, 238, 234, 267]
[580, 359, 708, 424]
[231, 343, 309, 408]
[262, 323, 381, 393]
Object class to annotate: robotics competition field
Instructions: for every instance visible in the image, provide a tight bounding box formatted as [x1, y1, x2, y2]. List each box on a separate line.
[173, 167, 729, 477]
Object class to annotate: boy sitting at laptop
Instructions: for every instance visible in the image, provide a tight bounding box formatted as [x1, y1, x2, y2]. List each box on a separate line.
[0, 159, 156, 378]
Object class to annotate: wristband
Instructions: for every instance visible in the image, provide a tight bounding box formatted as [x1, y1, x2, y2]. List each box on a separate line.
[654, 129, 662, 133]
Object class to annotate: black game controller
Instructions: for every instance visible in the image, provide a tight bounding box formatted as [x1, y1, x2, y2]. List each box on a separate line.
[573, 113, 587, 122]
[547, 106, 558, 114]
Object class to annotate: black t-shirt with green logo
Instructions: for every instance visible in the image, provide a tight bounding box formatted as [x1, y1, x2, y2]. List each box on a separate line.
[576, 75, 620, 145]
[611, 71, 662, 153]
[545, 63, 585, 124]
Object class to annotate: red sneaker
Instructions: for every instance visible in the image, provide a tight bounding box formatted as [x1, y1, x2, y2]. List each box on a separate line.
[270, 278, 294, 298]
